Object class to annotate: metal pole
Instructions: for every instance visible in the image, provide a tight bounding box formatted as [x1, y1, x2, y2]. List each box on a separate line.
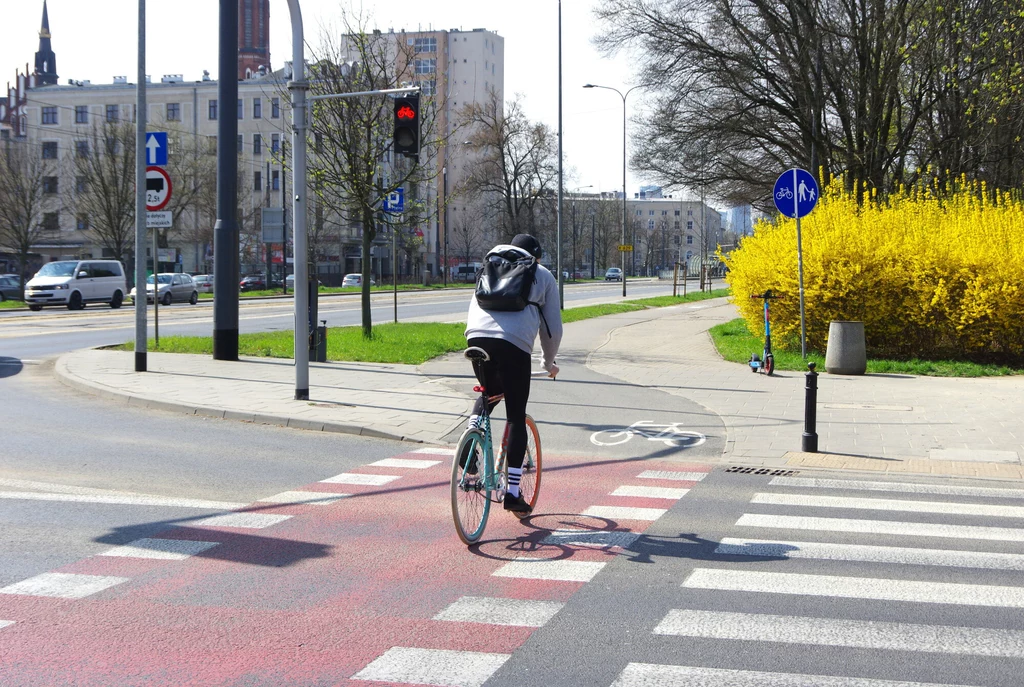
[393, 226, 397, 323]
[556, 0, 564, 309]
[152, 226, 159, 345]
[134, 0, 148, 372]
[590, 213, 595, 280]
[802, 362, 819, 452]
[794, 167, 807, 358]
[287, 0, 309, 400]
[213, 0, 239, 361]
[442, 165, 448, 287]
[281, 140, 287, 295]
[621, 91, 627, 298]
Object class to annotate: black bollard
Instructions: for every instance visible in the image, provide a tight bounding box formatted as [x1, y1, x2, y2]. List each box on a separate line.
[802, 362, 819, 452]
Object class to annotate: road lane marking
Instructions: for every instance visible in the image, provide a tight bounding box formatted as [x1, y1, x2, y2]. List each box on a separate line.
[0, 573, 129, 599]
[257, 491, 350, 506]
[752, 492, 1024, 519]
[612, 663, 977, 687]
[433, 596, 564, 627]
[636, 470, 708, 481]
[611, 485, 689, 500]
[541, 529, 641, 549]
[683, 568, 1024, 608]
[99, 538, 220, 560]
[737, 513, 1024, 542]
[655, 608, 1024, 658]
[582, 505, 667, 521]
[771, 476, 1024, 500]
[715, 537, 1024, 570]
[369, 458, 442, 469]
[319, 473, 401, 486]
[492, 559, 606, 582]
[190, 513, 291, 529]
[0, 490, 246, 510]
[0, 620, 13, 630]
[410, 447, 455, 455]
[352, 646, 510, 687]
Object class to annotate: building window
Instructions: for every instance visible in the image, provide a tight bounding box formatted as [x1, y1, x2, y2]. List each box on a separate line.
[635, 210, 641, 216]
[254, 171, 262, 191]
[648, 219, 655, 230]
[662, 210, 668, 215]
[75, 105, 88, 124]
[42, 212, 59, 230]
[413, 37, 436, 53]
[253, 98, 262, 119]
[674, 220, 680, 230]
[272, 170, 280, 191]
[673, 235, 681, 246]
[687, 220, 694, 231]
[41, 107, 58, 125]
[106, 104, 118, 122]
[77, 215, 89, 231]
[105, 137, 118, 155]
[271, 133, 280, 153]
[686, 250, 693, 259]
[237, 134, 243, 153]
[674, 209, 680, 216]
[687, 209, 693, 216]
[686, 235, 694, 245]
[414, 59, 436, 75]
[166, 102, 181, 121]
[419, 80, 436, 96]
[76, 176, 87, 194]
[237, 99, 243, 119]
[208, 99, 218, 120]
[253, 134, 262, 156]
[271, 97, 280, 118]
[43, 176, 59, 194]
[649, 210, 655, 216]
[76, 140, 89, 158]
[42, 141, 57, 159]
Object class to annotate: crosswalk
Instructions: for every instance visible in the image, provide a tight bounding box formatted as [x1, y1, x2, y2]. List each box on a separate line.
[612, 473, 1024, 687]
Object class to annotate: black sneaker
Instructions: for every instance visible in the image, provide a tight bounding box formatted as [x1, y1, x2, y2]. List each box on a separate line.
[458, 447, 479, 476]
[503, 492, 532, 513]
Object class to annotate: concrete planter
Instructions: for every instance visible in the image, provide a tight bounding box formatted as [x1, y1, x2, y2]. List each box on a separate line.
[825, 320, 867, 375]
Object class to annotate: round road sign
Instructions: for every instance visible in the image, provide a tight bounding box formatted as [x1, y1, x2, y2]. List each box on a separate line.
[145, 166, 172, 211]
[773, 168, 818, 219]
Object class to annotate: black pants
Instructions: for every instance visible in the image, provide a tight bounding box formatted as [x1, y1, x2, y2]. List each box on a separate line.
[467, 337, 531, 469]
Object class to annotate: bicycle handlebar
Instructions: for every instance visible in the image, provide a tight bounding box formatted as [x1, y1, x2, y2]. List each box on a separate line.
[750, 291, 784, 299]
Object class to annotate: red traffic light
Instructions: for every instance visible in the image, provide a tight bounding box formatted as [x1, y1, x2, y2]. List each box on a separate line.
[396, 104, 416, 120]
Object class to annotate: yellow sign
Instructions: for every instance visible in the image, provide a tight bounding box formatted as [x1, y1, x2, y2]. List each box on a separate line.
[617, 244, 634, 252]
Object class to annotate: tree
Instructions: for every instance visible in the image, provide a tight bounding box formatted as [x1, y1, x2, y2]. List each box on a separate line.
[0, 140, 56, 290]
[449, 204, 488, 267]
[308, 13, 444, 336]
[459, 92, 559, 244]
[68, 121, 136, 265]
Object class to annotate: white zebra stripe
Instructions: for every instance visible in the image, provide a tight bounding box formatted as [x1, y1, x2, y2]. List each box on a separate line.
[654, 609, 1024, 658]
[636, 470, 708, 482]
[492, 558, 606, 582]
[319, 473, 400, 486]
[612, 662, 978, 686]
[771, 476, 1024, 500]
[368, 458, 442, 469]
[736, 513, 1024, 543]
[683, 568, 1024, 608]
[352, 647, 509, 687]
[433, 596, 563, 627]
[582, 505, 667, 521]
[0, 573, 128, 599]
[715, 537, 1024, 571]
[752, 492, 1024, 519]
[99, 538, 219, 560]
[611, 485, 690, 500]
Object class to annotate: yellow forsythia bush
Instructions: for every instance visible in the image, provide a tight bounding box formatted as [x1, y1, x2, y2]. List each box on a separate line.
[723, 177, 1024, 361]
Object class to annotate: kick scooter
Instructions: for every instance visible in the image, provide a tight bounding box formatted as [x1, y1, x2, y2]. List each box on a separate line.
[749, 290, 784, 375]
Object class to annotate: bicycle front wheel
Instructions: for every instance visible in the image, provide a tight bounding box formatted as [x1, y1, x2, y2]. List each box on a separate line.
[451, 428, 491, 545]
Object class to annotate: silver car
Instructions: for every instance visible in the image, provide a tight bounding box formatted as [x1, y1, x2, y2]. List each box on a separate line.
[130, 273, 199, 305]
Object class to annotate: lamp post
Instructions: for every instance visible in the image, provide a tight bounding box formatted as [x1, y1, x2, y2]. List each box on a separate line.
[569, 185, 592, 283]
[583, 83, 641, 298]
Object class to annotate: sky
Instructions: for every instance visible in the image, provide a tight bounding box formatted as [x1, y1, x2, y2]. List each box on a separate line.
[2, 1, 701, 202]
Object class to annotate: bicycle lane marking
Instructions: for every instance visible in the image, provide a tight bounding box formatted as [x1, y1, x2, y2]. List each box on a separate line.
[0, 447, 710, 686]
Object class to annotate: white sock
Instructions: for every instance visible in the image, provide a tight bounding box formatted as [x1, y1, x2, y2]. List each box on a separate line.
[468, 414, 480, 430]
[507, 467, 522, 498]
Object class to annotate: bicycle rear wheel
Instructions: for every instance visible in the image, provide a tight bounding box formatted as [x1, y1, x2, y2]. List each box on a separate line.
[451, 428, 491, 545]
[499, 416, 543, 519]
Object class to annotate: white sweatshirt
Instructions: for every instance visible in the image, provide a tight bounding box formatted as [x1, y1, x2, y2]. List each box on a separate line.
[464, 262, 563, 371]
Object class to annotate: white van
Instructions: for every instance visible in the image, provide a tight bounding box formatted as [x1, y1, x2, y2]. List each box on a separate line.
[25, 260, 128, 311]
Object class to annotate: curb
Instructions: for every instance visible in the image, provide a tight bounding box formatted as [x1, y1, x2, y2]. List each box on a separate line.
[53, 354, 449, 447]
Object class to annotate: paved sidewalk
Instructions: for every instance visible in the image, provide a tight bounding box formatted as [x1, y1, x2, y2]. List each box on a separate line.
[54, 295, 1024, 479]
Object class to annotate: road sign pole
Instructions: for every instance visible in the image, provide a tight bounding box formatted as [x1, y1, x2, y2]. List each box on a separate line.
[153, 222, 159, 346]
[134, 0, 147, 372]
[794, 167, 807, 358]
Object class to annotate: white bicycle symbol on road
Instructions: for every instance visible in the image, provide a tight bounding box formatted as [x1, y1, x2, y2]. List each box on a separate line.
[590, 421, 707, 448]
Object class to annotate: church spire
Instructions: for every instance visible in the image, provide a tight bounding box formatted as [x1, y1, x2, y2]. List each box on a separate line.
[34, 0, 57, 85]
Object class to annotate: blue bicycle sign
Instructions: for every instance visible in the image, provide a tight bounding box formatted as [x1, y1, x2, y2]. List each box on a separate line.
[773, 168, 818, 219]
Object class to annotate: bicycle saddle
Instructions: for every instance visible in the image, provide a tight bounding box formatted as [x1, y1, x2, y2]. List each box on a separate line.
[464, 346, 490, 362]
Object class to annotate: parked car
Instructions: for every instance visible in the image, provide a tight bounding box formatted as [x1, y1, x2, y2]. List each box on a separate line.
[605, 267, 623, 282]
[341, 273, 375, 287]
[24, 260, 127, 311]
[192, 274, 214, 293]
[239, 275, 266, 291]
[452, 263, 482, 283]
[0, 275, 24, 302]
[284, 274, 322, 290]
[129, 273, 198, 305]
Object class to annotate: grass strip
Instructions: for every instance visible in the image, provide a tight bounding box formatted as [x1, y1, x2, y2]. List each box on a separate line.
[0, 300, 25, 309]
[708, 317, 1024, 378]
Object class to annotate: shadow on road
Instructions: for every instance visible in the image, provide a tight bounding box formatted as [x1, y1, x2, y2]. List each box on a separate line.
[0, 357, 24, 378]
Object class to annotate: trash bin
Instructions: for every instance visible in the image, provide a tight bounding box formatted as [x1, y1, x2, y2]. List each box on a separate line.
[825, 320, 866, 375]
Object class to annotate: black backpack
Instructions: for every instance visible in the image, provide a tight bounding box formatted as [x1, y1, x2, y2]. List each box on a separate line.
[475, 247, 538, 312]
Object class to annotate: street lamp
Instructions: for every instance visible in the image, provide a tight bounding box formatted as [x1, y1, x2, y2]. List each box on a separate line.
[583, 83, 642, 298]
[569, 185, 592, 283]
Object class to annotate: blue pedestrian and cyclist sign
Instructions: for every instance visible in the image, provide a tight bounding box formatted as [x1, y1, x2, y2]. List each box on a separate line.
[773, 168, 818, 218]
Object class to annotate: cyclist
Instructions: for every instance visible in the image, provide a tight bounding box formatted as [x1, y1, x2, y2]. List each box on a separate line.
[464, 233, 563, 513]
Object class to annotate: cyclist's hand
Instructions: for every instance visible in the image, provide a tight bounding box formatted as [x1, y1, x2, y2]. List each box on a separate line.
[547, 364, 559, 379]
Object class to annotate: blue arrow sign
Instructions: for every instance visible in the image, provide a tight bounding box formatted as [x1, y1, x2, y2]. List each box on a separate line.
[773, 168, 818, 218]
[383, 188, 405, 214]
[146, 132, 168, 167]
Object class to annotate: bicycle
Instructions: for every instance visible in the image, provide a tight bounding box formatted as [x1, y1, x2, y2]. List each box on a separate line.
[749, 289, 784, 375]
[451, 346, 545, 545]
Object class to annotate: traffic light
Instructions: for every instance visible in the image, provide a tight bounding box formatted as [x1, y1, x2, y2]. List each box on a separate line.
[393, 94, 420, 161]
